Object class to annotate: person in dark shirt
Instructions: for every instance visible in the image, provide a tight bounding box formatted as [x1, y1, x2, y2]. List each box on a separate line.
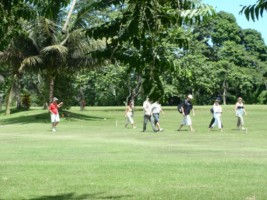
[178, 94, 195, 132]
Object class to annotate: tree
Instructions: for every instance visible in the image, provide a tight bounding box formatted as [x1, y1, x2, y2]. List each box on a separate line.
[241, 0, 267, 21]
[82, 0, 214, 101]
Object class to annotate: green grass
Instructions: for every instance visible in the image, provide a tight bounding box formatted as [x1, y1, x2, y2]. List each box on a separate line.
[0, 105, 266, 200]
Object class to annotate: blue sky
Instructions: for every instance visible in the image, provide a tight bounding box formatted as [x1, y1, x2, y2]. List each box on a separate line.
[202, 0, 266, 44]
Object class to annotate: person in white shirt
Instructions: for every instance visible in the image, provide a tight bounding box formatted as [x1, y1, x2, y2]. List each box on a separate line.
[142, 97, 156, 132]
[151, 101, 164, 132]
[125, 101, 136, 129]
[210, 98, 223, 132]
[235, 97, 247, 131]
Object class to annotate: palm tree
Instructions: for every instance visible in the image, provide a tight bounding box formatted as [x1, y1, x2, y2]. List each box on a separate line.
[0, 0, 105, 114]
[241, 0, 267, 21]
[0, 34, 42, 114]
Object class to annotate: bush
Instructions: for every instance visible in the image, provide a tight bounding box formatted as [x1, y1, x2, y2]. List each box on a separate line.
[21, 93, 31, 110]
[257, 91, 267, 104]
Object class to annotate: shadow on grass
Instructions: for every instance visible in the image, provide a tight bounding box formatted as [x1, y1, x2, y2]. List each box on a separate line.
[28, 192, 133, 200]
[0, 110, 105, 125]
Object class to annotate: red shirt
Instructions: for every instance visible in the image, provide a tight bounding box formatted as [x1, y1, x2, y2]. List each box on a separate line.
[49, 103, 58, 114]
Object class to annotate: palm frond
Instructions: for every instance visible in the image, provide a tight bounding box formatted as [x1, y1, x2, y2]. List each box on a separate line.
[19, 55, 43, 73]
[41, 45, 68, 57]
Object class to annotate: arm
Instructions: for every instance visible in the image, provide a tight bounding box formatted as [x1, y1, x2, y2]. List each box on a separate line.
[48, 104, 53, 114]
[125, 106, 129, 116]
[244, 105, 247, 115]
[234, 103, 238, 112]
[161, 107, 164, 115]
[58, 102, 63, 108]
[181, 107, 185, 116]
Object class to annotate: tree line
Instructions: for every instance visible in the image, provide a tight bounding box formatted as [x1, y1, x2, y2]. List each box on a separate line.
[0, 0, 266, 115]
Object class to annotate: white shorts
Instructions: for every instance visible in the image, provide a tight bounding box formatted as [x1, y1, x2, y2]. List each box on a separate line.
[51, 113, 60, 123]
[181, 115, 192, 126]
[126, 112, 134, 124]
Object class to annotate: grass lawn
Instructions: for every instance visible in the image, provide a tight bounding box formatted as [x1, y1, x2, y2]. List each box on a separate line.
[0, 105, 267, 200]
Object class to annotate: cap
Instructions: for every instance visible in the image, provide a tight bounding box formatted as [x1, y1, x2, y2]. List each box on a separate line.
[215, 98, 220, 102]
[187, 94, 193, 99]
[53, 97, 58, 101]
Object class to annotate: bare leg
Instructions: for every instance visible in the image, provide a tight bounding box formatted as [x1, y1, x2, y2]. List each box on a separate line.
[237, 117, 241, 129]
[178, 124, 183, 131]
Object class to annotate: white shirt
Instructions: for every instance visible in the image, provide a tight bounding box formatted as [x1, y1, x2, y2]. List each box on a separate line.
[151, 102, 161, 114]
[143, 100, 151, 115]
[213, 104, 222, 115]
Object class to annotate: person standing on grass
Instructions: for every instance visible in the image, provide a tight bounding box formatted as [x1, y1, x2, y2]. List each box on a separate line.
[178, 94, 195, 132]
[49, 97, 63, 132]
[235, 97, 247, 131]
[151, 100, 164, 132]
[209, 101, 223, 129]
[209, 98, 223, 132]
[125, 101, 136, 129]
[142, 97, 156, 132]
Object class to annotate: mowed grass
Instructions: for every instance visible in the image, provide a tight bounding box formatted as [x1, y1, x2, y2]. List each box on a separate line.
[0, 105, 266, 200]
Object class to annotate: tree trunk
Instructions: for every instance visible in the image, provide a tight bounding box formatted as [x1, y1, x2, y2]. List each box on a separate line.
[49, 76, 55, 103]
[223, 80, 227, 105]
[0, 95, 2, 111]
[5, 77, 16, 115]
[79, 87, 85, 111]
[62, 0, 77, 33]
[15, 81, 21, 109]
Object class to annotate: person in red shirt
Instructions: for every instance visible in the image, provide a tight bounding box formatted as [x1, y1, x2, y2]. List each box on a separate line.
[49, 97, 63, 132]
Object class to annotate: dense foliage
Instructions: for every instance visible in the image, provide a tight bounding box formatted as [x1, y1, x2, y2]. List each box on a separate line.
[0, 0, 266, 113]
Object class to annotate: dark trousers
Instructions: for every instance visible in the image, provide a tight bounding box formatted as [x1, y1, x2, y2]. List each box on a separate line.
[143, 115, 157, 132]
[209, 117, 223, 128]
[209, 117, 215, 128]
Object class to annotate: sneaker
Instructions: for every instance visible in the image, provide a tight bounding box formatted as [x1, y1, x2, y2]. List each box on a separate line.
[52, 128, 56, 132]
[159, 128, 164, 132]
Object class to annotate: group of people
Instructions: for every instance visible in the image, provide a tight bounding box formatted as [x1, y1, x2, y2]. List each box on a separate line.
[125, 98, 164, 132]
[48, 95, 247, 133]
[124, 95, 247, 133]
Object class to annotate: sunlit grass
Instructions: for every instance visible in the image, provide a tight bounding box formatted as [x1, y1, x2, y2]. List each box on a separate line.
[0, 105, 266, 199]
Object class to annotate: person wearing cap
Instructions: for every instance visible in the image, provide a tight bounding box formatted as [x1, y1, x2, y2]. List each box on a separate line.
[49, 97, 63, 132]
[178, 94, 195, 132]
[235, 97, 247, 131]
[209, 98, 223, 132]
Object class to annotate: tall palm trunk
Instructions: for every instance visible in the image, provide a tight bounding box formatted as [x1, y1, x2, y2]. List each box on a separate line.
[0, 95, 2, 111]
[5, 75, 17, 115]
[79, 87, 85, 111]
[15, 81, 21, 109]
[62, 0, 77, 32]
[49, 76, 55, 103]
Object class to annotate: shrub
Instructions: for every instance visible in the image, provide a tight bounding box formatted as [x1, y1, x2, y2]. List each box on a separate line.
[257, 91, 267, 104]
[21, 93, 31, 110]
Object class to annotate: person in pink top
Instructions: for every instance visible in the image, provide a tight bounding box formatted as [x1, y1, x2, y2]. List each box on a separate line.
[49, 97, 63, 132]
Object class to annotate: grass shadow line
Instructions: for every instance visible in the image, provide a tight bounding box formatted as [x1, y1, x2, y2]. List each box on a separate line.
[0, 110, 105, 125]
[27, 192, 133, 200]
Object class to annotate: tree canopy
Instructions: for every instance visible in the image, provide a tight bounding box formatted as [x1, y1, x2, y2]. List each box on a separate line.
[0, 0, 266, 114]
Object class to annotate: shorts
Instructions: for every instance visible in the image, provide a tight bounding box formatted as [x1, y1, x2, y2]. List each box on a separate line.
[51, 113, 60, 123]
[181, 115, 192, 126]
[126, 112, 134, 124]
[153, 113, 160, 123]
